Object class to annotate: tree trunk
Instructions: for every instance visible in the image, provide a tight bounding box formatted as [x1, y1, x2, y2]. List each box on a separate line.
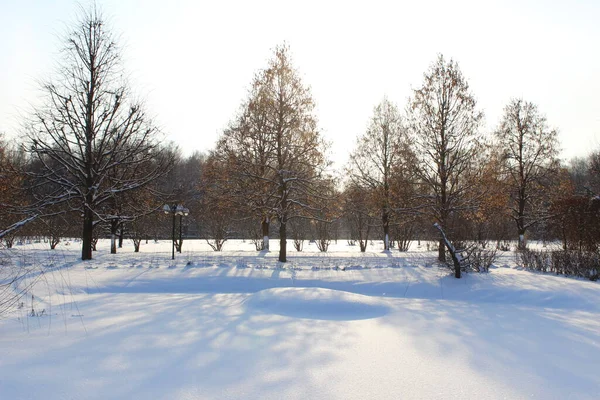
[450, 249, 461, 278]
[118, 222, 124, 248]
[171, 213, 176, 260]
[178, 215, 183, 253]
[434, 223, 461, 278]
[81, 208, 94, 260]
[279, 219, 287, 262]
[518, 228, 526, 250]
[360, 240, 367, 252]
[438, 239, 446, 262]
[382, 209, 390, 250]
[262, 217, 269, 250]
[516, 188, 527, 250]
[110, 219, 118, 254]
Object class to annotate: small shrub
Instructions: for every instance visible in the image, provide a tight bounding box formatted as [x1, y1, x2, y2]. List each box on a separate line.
[443, 241, 497, 274]
[251, 238, 265, 251]
[467, 246, 497, 273]
[496, 240, 511, 251]
[293, 238, 304, 252]
[316, 238, 330, 252]
[314, 220, 331, 252]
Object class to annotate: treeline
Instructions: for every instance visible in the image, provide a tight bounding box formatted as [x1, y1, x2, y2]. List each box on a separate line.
[1, 6, 599, 266]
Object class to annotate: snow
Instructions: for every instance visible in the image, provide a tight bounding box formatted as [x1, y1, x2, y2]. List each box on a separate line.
[245, 287, 390, 320]
[1, 239, 599, 399]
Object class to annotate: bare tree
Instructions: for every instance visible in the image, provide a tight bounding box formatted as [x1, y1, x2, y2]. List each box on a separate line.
[347, 98, 410, 250]
[216, 44, 329, 262]
[24, 5, 173, 260]
[408, 55, 484, 261]
[495, 99, 559, 249]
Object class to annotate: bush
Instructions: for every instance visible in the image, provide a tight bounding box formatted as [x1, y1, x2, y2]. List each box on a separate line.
[466, 246, 497, 273]
[392, 222, 414, 252]
[518, 248, 551, 273]
[551, 250, 600, 280]
[315, 238, 330, 252]
[518, 248, 600, 280]
[313, 220, 331, 252]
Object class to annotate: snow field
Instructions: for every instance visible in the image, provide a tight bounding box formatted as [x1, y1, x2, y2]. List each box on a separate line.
[0, 239, 599, 399]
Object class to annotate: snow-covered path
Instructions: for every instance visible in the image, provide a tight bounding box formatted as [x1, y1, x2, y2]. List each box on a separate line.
[0, 240, 598, 399]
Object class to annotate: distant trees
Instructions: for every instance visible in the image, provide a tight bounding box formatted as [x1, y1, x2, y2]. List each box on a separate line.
[24, 6, 173, 260]
[1, 9, 591, 266]
[160, 150, 205, 253]
[589, 151, 600, 195]
[567, 157, 592, 195]
[198, 155, 234, 251]
[408, 55, 485, 261]
[215, 44, 329, 262]
[0, 135, 27, 243]
[311, 178, 339, 252]
[342, 183, 373, 252]
[495, 99, 559, 249]
[550, 195, 600, 252]
[547, 160, 600, 252]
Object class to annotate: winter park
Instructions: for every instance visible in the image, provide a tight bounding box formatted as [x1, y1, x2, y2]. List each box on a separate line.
[1, 1, 600, 399]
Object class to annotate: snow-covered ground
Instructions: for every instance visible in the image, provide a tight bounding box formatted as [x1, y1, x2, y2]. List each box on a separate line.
[1, 239, 599, 399]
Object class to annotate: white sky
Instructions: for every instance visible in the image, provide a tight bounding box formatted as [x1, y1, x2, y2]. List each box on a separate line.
[1, 0, 599, 168]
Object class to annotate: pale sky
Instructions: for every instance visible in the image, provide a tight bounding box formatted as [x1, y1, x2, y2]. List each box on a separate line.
[1, 0, 599, 168]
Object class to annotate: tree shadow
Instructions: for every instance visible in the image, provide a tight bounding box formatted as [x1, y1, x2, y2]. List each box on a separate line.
[0, 292, 360, 399]
[378, 298, 600, 398]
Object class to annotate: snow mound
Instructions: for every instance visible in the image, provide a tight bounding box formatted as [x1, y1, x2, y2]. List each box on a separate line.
[245, 287, 390, 320]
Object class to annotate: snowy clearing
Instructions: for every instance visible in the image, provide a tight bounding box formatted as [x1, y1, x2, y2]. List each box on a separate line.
[0, 240, 599, 399]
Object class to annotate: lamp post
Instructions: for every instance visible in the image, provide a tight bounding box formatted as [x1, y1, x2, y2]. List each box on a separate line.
[163, 204, 189, 260]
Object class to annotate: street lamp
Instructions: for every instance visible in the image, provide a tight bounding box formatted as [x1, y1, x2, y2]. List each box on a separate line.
[163, 204, 190, 260]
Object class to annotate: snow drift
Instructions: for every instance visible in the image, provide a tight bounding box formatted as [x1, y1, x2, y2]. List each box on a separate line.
[245, 287, 390, 320]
